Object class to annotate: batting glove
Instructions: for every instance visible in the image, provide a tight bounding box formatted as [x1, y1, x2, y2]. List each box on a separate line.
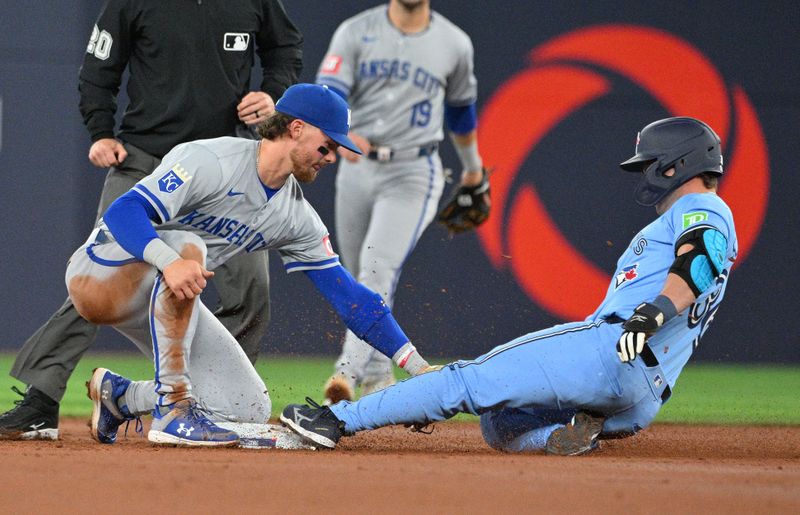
[617, 302, 666, 363]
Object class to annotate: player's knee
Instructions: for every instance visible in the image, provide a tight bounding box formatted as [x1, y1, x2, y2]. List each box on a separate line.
[162, 231, 208, 266]
[245, 391, 272, 423]
[480, 412, 511, 451]
[67, 263, 151, 325]
[178, 235, 207, 265]
[226, 387, 272, 423]
[601, 403, 658, 439]
[249, 392, 272, 423]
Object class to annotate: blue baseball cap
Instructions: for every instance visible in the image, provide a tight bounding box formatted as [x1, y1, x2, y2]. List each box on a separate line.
[275, 83, 362, 154]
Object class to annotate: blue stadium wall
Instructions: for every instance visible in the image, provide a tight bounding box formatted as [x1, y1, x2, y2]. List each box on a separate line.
[0, 1, 796, 363]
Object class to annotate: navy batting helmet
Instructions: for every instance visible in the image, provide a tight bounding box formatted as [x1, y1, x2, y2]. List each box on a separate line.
[620, 117, 723, 206]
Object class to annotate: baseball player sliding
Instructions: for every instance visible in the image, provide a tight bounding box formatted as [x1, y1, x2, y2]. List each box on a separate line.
[66, 84, 437, 447]
[317, 0, 491, 403]
[281, 117, 738, 455]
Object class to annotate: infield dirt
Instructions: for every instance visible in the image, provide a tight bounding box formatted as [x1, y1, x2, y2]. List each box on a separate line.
[1, 419, 798, 514]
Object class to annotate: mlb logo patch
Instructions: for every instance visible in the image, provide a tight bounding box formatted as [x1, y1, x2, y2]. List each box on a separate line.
[224, 32, 250, 51]
[321, 55, 342, 74]
[654, 374, 663, 387]
[158, 163, 191, 193]
[615, 263, 639, 289]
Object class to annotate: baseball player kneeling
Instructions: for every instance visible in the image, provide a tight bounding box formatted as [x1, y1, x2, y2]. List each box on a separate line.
[67, 84, 437, 447]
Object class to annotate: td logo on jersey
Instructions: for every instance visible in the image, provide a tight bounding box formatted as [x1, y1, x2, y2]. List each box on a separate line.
[477, 25, 769, 320]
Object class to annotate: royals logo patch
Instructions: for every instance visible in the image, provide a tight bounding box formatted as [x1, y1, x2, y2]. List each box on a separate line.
[158, 163, 191, 193]
[615, 263, 640, 289]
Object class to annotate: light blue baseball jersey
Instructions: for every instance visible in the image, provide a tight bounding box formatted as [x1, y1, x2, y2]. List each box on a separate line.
[329, 192, 738, 436]
[316, 6, 477, 148]
[589, 192, 738, 385]
[97, 137, 339, 272]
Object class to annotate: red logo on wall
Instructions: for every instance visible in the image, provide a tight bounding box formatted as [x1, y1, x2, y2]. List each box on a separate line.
[477, 25, 769, 320]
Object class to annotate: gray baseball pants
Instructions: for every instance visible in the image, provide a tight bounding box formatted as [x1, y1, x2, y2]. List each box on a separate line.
[10, 143, 270, 402]
[332, 152, 445, 385]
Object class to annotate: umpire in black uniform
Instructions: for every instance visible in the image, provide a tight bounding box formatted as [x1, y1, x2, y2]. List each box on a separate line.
[0, 0, 303, 440]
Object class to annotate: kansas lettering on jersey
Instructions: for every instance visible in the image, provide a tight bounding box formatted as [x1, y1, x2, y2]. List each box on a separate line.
[316, 6, 477, 149]
[98, 138, 338, 272]
[589, 193, 738, 385]
[175, 209, 268, 253]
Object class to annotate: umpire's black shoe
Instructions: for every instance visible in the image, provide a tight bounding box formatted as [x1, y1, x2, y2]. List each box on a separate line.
[545, 411, 605, 456]
[280, 397, 345, 449]
[0, 386, 59, 440]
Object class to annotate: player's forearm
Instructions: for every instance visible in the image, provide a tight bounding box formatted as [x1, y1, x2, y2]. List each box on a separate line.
[360, 313, 431, 376]
[78, 79, 119, 142]
[256, 0, 303, 100]
[450, 131, 484, 184]
[446, 102, 482, 177]
[304, 266, 431, 374]
[259, 51, 303, 101]
[658, 274, 697, 314]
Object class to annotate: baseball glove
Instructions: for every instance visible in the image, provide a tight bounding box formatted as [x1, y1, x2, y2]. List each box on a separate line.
[437, 168, 491, 233]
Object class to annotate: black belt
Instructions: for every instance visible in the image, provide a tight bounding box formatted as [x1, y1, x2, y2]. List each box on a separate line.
[604, 315, 672, 403]
[366, 143, 438, 162]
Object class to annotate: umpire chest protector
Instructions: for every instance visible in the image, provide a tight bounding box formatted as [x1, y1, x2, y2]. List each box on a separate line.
[620, 117, 723, 206]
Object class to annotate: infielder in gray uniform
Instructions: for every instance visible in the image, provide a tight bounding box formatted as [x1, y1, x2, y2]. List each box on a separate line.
[67, 84, 437, 447]
[317, 0, 489, 403]
[0, 0, 303, 441]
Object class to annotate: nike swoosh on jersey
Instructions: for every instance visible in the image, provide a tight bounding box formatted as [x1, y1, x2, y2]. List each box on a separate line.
[361, 36, 377, 42]
[227, 189, 245, 197]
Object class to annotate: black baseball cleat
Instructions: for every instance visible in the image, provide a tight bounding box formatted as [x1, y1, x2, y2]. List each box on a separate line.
[280, 397, 345, 449]
[545, 411, 605, 456]
[0, 386, 59, 440]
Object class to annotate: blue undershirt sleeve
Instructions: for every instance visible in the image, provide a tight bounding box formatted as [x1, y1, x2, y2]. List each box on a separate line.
[103, 190, 161, 260]
[444, 102, 477, 134]
[304, 265, 409, 358]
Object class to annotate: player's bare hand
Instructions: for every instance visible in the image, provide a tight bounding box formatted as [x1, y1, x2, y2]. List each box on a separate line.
[162, 259, 215, 300]
[88, 138, 128, 168]
[339, 132, 370, 162]
[238, 91, 275, 126]
[417, 364, 444, 375]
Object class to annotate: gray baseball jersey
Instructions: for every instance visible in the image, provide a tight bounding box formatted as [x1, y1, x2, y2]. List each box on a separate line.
[97, 137, 338, 272]
[316, 6, 477, 149]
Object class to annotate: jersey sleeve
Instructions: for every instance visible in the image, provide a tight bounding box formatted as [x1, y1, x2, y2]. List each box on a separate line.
[316, 21, 358, 98]
[78, 0, 133, 142]
[130, 143, 225, 224]
[667, 195, 733, 246]
[255, 0, 303, 101]
[444, 33, 478, 107]
[278, 204, 340, 272]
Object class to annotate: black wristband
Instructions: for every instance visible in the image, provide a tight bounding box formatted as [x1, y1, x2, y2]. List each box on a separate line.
[650, 295, 678, 322]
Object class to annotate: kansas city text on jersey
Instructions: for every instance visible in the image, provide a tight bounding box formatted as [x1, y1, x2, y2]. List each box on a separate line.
[177, 209, 268, 252]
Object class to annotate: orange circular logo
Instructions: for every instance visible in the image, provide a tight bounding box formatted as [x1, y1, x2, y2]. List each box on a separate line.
[477, 25, 769, 320]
